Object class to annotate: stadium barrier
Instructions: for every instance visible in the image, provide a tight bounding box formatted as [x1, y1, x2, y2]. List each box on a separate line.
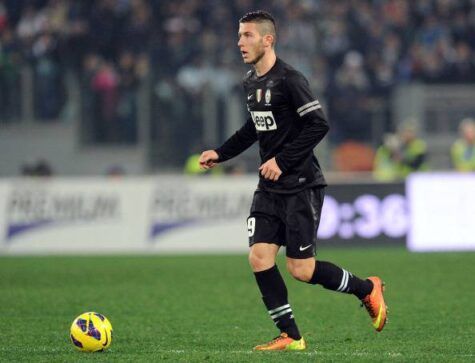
[0, 173, 473, 254]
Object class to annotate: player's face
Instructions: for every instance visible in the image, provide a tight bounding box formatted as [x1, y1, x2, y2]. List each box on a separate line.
[237, 22, 266, 64]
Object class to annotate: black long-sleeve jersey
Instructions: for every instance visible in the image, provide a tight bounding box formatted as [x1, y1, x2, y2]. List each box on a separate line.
[215, 58, 329, 193]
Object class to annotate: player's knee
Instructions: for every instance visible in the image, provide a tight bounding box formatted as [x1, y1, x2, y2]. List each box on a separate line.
[287, 260, 314, 282]
[288, 266, 312, 282]
[248, 250, 274, 272]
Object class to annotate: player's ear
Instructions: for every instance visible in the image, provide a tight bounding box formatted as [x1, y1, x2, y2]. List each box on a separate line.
[263, 34, 274, 48]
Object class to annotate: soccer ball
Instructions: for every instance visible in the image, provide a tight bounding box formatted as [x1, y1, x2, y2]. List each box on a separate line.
[70, 312, 113, 352]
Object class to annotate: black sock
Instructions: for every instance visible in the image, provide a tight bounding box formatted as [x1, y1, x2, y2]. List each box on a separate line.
[308, 260, 373, 300]
[254, 265, 301, 340]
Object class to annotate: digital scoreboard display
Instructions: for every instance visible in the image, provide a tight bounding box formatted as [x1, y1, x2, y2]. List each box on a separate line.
[318, 183, 407, 246]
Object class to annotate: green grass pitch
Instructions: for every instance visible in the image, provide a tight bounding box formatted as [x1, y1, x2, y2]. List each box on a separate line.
[1, 247, 474, 362]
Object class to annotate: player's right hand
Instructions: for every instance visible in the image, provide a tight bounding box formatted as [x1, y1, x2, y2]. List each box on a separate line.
[199, 150, 219, 169]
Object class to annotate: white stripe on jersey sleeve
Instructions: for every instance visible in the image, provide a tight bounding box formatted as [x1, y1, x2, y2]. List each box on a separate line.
[299, 104, 322, 117]
[296, 100, 320, 114]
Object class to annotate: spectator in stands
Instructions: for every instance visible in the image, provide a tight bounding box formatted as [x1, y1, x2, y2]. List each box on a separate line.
[88, 0, 124, 62]
[451, 118, 475, 171]
[326, 51, 371, 143]
[0, 25, 22, 122]
[31, 31, 65, 120]
[90, 60, 119, 142]
[0, 2, 7, 32]
[121, 0, 152, 55]
[448, 41, 475, 83]
[116, 50, 140, 143]
[397, 120, 429, 177]
[15, 4, 43, 50]
[20, 158, 54, 176]
[373, 133, 402, 181]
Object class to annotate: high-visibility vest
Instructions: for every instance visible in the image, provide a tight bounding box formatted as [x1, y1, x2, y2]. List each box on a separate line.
[373, 146, 401, 181]
[400, 139, 428, 177]
[451, 140, 475, 171]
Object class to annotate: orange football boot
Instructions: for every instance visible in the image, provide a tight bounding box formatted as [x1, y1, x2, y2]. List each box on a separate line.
[253, 332, 306, 351]
[361, 276, 388, 332]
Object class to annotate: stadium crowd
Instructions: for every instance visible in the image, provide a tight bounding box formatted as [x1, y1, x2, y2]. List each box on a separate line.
[1, 0, 475, 165]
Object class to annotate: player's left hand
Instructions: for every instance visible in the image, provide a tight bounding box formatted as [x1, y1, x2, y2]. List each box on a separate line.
[259, 157, 282, 181]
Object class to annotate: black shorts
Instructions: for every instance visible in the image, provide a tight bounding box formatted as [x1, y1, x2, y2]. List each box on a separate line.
[247, 187, 325, 259]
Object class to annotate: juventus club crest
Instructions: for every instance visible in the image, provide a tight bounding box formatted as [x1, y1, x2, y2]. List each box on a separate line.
[256, 89, 262, 103]
[265, 89, 271, 104]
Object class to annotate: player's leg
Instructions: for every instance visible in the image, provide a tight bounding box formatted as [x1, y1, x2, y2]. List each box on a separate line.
[284, 186, 374, 299]
[306, 261, 387, 331]
[286, 257, 387, 331]
[285, 256, 374, 302]
[248, 191, 305, 351]
[250, 243, 306, 351]
[285, 187, 387, 331]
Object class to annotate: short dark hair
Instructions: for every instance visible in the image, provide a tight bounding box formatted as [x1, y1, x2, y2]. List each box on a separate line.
[239, 10, 276, 28]
[239, 10, 277, 45]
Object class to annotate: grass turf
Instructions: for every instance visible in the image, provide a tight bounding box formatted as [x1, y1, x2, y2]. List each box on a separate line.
[1, 247, 474, 362]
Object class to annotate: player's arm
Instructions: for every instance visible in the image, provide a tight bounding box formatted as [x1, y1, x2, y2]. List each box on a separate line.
[199, 117, 257, 169]
[275, 72, 329, 173]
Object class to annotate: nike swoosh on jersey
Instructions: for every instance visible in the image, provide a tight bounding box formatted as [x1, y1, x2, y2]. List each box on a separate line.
[299, 244, 312, 251]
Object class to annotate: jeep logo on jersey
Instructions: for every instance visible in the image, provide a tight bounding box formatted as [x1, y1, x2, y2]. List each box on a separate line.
[251, 111, 277, 131]
[256, 89, 262, 103]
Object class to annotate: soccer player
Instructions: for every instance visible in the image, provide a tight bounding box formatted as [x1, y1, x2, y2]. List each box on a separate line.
[199, 11, 387, 351]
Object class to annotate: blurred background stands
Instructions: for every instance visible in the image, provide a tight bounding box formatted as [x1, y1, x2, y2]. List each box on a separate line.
[1, 0, 475, 178]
